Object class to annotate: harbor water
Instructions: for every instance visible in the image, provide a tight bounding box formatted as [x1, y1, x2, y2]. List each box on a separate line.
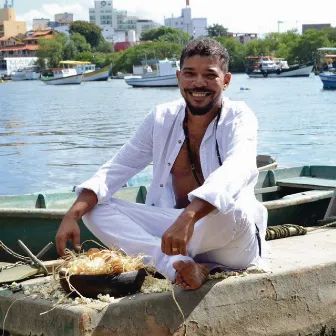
[0, 74, 335, 195]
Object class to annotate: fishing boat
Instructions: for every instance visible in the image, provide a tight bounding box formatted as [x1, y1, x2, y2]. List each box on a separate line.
[59, 61, 112, 82]
[41, 68, 83, 85]
[245, 56, 313, 78]
[1, 163, 336, 336]
[317, 47, 336, 89]
[124, 59, 180, 87]
[11, 66, 41, 81]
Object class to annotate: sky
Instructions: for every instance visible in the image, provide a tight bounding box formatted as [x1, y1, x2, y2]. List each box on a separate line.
[6, 0, 336, 35]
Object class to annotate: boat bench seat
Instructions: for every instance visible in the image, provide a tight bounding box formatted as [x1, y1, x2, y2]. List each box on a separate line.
[276, 177, 336, 190]
[263, 190, 334, 210]
[41, 186, 148, 209]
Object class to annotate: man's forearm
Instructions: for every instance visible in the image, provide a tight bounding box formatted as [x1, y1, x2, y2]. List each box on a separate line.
[180, 197, 216, 225]
[67, 189, 98, 220]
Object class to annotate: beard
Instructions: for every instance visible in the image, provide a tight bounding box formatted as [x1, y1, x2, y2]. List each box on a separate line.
[184, 89, 222, 116]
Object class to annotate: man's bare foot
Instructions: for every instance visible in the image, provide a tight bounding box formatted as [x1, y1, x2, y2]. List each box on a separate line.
[173, 260, 209, 290]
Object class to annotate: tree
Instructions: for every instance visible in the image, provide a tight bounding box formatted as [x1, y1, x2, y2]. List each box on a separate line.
[110, 42, 182, 74]
[207, 24, 228, 37]
[95, 40, 113, 53]
[216, 37, 245, 72]
[140, 27, 191, 45]
[63, 41, 77, 60]
[291, 29, 330, 64]
[70, 32, 91, 53]
[69, 21, 103, 48]
[36, 33, 67, 69]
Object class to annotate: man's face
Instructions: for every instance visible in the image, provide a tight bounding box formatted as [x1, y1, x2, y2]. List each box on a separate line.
[177, 55, 231, 115]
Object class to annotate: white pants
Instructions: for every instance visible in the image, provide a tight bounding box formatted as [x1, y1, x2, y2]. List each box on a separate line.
[82, 198, 265, 281]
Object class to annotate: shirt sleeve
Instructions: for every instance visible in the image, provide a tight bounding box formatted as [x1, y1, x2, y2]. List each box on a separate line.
[75, 110, 154, 204]
[188, 102, 258, 213]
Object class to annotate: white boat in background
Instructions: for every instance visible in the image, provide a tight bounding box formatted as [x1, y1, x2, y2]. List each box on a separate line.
[59, 61, 112, 81]
[245, 56, 313, 78]
[125, 59, 180, 87]
[41, 68, 83, 85]
[11, 66, 40, 81]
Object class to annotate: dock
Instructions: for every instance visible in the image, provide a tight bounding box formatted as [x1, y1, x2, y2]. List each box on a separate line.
[1, 228, 336, 336]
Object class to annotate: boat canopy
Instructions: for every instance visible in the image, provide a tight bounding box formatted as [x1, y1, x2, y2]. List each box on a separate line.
[60, 61, 91, 65]
[317, 47, 336, 51]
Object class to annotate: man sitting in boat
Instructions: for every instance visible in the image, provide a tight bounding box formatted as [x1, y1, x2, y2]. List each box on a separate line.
[56, 38, 267, 290]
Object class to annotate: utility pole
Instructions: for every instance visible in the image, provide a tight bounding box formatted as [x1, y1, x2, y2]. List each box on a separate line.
[277, 21, 283, 33]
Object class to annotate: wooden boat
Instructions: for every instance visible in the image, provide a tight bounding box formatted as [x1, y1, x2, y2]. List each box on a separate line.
[245, 56, 313, 78]
[41, 68, 83, 85]
[59, 61, 112, 82]
[1, 163, 336, 335]
[1, 162, 336, 263]
[124, 59, 180, 87]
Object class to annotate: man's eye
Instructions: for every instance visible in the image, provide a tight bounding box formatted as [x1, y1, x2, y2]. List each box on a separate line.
[207, 74, 217, 79]
[184, 72, 194, 76]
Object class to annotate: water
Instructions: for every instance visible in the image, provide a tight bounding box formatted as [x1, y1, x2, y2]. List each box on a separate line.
[0, 74, 335, 195]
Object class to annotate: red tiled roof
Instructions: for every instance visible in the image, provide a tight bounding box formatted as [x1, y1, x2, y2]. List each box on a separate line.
[0, 36, 21, 41]
[0, 45, 39, 52]
[24, 34, 54, 41]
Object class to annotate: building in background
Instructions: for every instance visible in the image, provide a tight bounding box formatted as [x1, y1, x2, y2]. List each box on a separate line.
[33, 18, 50, 31]
[0, 4, 27, 38]
[164, 0, 207, 38]
[302, 23, 331, 33]
[228, 32, 258, 45]
[55, 13, 74, 26]
[89, 1, 161, 43]
[136, 19, 161, 40]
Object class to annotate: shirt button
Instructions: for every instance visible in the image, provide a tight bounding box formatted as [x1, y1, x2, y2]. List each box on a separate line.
[168, 162, 171, 166]
[178, 140, 182, 144]
[160, 184, 163, 187]
[151, 203, 155, 206]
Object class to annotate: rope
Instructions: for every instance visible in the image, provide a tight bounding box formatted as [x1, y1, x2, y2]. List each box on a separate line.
[265, 220, 336, 241]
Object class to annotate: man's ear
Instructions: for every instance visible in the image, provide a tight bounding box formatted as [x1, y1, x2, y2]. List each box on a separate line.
[176, 70, 181, 80]
[223, 72, 232, 89]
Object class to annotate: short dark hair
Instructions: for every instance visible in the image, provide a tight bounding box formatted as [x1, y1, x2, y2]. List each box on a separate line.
[180, 37, 230, 73]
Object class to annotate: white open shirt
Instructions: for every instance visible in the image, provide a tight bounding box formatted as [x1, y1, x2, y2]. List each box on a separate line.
[76, 97, 265, 224]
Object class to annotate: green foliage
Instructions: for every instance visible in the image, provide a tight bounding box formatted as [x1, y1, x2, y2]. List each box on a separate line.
[291, 29, 330, 63]
[110, 42, 182, 74]
[215, 37, 245, 71]
[207, 24, 228, 37]
[70, 32, 91, 53]
[95, 40, 113, 53]
[36, 33, 67, 69]
[140, 27, 191, 45]
[69, 21, 103, 48]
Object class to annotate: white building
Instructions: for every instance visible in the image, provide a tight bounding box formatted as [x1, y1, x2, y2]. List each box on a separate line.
[89, 0, 117, 29]
[136, 19, 161, 40]
[164, 0, 207, 38]
[89, 1, 161, 42]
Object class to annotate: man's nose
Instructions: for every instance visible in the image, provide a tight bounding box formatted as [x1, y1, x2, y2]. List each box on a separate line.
[192, 74, 207, 87]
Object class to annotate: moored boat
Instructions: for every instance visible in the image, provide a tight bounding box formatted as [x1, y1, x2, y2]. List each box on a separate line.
[41, 68, 83, 85]
[1, 164, 336, 336]
[317, 47, 336, 89]
[245, 56, 313, 78]
[59, 61, 112, 82]
[125, 59, 180, 87]
[11, 66, 41, 81]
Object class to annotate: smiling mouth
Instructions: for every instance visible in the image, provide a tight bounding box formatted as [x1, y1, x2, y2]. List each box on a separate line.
[187, 90, 212, 97]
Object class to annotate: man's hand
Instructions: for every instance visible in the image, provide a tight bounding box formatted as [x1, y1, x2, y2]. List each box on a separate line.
[56, 213, 81, 257]
[161, 212, 195, 256]
[161, 197, 216, 256]
[55, 188, 98, 257]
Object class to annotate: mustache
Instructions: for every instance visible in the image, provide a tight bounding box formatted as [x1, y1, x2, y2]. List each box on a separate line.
[185, 88, 214, 93]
